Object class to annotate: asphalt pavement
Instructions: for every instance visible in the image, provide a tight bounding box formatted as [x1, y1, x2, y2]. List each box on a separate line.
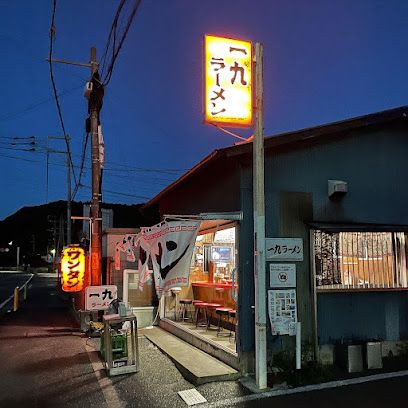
[0, 274, 248, 408]
[1, 273, 408, 408]
[204, 374, 408, 408]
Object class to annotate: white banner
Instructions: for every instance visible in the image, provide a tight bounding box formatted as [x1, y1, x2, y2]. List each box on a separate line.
[115, 220, 200, 297]
[141, 220, 200, 296]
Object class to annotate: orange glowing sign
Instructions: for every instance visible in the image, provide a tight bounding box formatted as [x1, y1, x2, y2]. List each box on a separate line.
[204, 35, 252, 127]
[61, 246, 85, 292]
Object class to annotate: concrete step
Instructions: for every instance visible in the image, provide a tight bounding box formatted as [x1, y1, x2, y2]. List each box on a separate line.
[142, 327, 240, 385]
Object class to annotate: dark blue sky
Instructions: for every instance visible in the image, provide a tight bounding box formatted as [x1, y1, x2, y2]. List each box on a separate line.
[1, 0, 408, 220]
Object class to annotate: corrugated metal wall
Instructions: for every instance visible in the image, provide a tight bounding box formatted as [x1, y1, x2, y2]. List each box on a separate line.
[317, 291, 408, 344]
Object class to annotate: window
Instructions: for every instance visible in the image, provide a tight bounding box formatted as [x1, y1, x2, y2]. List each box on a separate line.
[314, 230, 408, 290]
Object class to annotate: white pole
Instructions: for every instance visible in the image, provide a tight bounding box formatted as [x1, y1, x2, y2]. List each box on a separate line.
[16, 246, 20, 268]
[296, 322, 302, 370]
[253, 42, 267, 390]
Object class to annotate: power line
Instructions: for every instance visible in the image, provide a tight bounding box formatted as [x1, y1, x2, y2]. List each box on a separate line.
[48, 0, 77, 189]
[0, 153, 162, 203]
[0, 84, 83, 123]
[103, 0, 142, 86]
[0, 136, 35, 141]
[81, 184, 149, 200]
[0, 141, 183, 181]
[71, 131, 90, 200]
[0, 152, 42, 164]
[100, 0, 126, 77]
[0, 146, 36, 153]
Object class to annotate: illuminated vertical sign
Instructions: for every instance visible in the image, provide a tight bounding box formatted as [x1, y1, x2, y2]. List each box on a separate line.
[61, 246, 86, 292]
[204, 35, 252, 127]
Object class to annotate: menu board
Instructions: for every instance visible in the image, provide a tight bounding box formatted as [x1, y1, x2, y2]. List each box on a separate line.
[268, 289, 297, 335]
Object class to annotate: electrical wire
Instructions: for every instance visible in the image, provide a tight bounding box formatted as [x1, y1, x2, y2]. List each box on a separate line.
[100, 0, 126, 77]
[0, 153, 42, 164]
[0, 84, 83, 123]
[80, 185, 149, 200]
[71, 131, 90, 200]
[103, 0, 142, 86]
[48, 0, 78, 189]
[0, 152, 162, 203]
[211, 124, 252, 141]
[0, 136, 35, 140]
[0, 146, 36, 153]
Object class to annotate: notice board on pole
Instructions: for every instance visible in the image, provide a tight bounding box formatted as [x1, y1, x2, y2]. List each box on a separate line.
[268, 289, 297, 336]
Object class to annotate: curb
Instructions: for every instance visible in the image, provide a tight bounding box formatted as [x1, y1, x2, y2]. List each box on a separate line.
[201, 369, 408, 407]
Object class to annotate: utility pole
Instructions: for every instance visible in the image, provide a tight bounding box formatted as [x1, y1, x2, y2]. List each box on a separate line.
[46, 135, 72, 245]
[253, 42, 267, 390]
[66, 135, 71, 245]
[47, 47, 104, 286]
[89, 47, 103, 286]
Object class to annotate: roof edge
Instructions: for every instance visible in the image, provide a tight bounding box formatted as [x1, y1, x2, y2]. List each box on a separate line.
[144, 149, 224, 208]
[145, 105, 408, 208]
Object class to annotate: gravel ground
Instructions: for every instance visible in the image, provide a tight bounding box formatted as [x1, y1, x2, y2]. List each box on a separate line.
[87, 335, 250, 408]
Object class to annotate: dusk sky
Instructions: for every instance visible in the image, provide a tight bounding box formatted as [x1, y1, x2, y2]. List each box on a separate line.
[1, 0, 408, 221]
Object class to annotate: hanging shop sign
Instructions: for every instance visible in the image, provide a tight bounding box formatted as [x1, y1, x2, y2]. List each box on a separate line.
[265, 238, 304, 261]
[204, 34, 252, 127]
[268, 289, 297, 336]
[85, 285, 118, 311]
[270, 263, 296, 288]
[61, 246, 86, 292]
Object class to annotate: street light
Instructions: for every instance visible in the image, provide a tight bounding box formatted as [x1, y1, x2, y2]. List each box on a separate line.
[7, 241, 20, 268]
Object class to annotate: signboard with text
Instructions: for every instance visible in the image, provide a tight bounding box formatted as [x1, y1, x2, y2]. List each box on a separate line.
[270, 263, 296, 287]
[204, 35, 252, 127]
[61, 246, 85, 292]
[265, 238, 303, 261]
[85, 285, 118, 311]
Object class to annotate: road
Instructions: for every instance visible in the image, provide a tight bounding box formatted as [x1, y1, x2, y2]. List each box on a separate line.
[1, 274, 408, 408]
[209, 374, 408, 408]
[0, 274, 105, 407]
[0, 271, 33, 309]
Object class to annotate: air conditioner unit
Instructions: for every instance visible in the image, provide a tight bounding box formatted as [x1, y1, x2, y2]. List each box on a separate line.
[328, 180, 348, 198]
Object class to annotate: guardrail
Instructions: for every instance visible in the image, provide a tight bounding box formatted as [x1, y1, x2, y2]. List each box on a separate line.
[0, 274, 34, 313]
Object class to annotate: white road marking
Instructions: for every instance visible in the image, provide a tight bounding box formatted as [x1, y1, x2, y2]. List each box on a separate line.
[0, 273, 34, 310]
[85, 343, 125, 408]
